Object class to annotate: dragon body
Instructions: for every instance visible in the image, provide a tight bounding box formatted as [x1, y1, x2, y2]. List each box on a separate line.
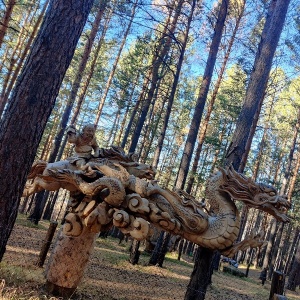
[25, 147, 290, 255]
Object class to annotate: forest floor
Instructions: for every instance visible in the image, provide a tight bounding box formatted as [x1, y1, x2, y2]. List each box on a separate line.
[1, 215, 300, 300]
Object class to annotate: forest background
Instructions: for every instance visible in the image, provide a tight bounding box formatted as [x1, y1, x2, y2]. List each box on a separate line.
[0, 0, 300, 297]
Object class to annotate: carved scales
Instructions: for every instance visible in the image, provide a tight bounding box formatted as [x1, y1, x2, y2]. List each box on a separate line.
[24, 146, 290, 256]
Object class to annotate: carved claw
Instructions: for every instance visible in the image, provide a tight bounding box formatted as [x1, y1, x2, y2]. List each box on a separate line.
[113, 209, 130, 228]
[127, 193, 150, 214]
[63, 213, 83, 237]
[130, 218, 149, 240]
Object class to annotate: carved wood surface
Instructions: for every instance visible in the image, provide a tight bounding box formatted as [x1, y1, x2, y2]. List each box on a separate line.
[24, 146, 290, 256]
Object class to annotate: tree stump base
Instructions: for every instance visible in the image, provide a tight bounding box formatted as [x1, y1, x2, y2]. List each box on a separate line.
[45, 281, 76, 299]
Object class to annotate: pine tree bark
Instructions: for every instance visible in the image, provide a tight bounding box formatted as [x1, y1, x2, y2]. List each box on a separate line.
[0, 0, 16, 48]
[48, 1, 106, 163]
[184, 247, 214, 300]
[129, 0, 183, 152]
[284, 228, 299, 274]
[175, 0, 228, 189]
[286, 240, 300, 291]
[152, 0, 196, 168]
[263, 219, 278, 270]
[94, 0, 138, 124]
[185, 0, 245, 193]
[149, 230, 165, 265]
[0, 0, 95, 261]
[182, 2, 229, 298]
[129, 239, 140, 265]
[225, 0, 291, 169]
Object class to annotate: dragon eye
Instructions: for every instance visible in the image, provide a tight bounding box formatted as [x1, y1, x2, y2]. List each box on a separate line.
[269, 191, 276, 196]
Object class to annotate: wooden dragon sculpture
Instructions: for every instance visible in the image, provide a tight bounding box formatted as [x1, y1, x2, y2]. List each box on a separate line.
[23, 146, 290, 256]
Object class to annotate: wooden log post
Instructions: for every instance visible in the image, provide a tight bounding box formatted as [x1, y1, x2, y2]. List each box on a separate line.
[37, 221, 58, 267]
[45, 226, 97, 298]
[177, 239, 184, 261]
[269, 271, 285, 300]
[129, 239, 140, 265]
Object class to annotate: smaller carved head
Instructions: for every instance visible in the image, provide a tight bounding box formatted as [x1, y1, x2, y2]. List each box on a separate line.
[119, 161, 157, 180]
[82, 124, 96, 139]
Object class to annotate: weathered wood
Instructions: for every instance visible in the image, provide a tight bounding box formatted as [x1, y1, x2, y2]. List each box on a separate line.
[269, 271, 285, 300]
[45, 226, 97, 292]
[45, 282, 76, 299]
[37, 221, 58, 267]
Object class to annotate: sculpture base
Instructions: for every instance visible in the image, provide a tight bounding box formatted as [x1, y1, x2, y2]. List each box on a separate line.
[45, 281, 76, 298]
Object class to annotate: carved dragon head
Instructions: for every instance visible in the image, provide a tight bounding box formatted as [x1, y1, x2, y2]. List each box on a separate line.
[119, 161, 156, 180]
[218, 166, 290, 222]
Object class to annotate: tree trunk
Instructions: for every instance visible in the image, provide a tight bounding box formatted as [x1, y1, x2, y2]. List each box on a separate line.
[0, 0, 50, 116]
[157, 232, 171, 267]
[280, 107, 300, 195]
[152, 0, 196, 168]
[48, 1, 106, 163]
[184, 247, 214, 300]
[284, 228, 299, 274]
[287, 152, 300, 201]
[70, 13, 111, 124]
[0, 0, 16, 48]
[149, 230, 165, 265]
[128, 0, 183, 153]
[129, 239, 140, 265]
[43, 191, 59, 220]
[175, 0, 228, 189]
[286, 233, 300, 291]
[263, 219, 277, 270]
[120, 80, 146, 148]
[225, 0, 291, 169]
[182, 2, 229, 298]
[268, 222, 284, 279]
[267, 107, 300, 275]
[0, 0, 95, 261]
[185, 0, 245, 193]
[94, 0, 138, 124]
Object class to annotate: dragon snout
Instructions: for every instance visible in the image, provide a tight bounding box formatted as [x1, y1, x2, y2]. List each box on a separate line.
[146, 166, 157, 180]
[276, 195, 291, 208]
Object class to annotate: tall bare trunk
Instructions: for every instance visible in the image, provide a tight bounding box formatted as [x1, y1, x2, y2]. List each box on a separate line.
[71, 13, 111, 124]
[175, 0, 228, 190]
[48, 1, 107, 163]
[94, 0, 138, 124]
[0, 0, 16, 48]
[185, 0, 245, 192]
[152, 0, 197, 169]
[0, 0, 95, 261]
[129, 0, 182, 152]
[0, 0, 49, 116]
[225, 0, 291, 169]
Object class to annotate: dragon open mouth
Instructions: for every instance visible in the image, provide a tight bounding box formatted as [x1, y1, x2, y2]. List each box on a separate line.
[218, 167, 290, 223]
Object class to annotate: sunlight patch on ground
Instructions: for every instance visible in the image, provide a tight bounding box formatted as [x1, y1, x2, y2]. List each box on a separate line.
[6, 246, 39, 256]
